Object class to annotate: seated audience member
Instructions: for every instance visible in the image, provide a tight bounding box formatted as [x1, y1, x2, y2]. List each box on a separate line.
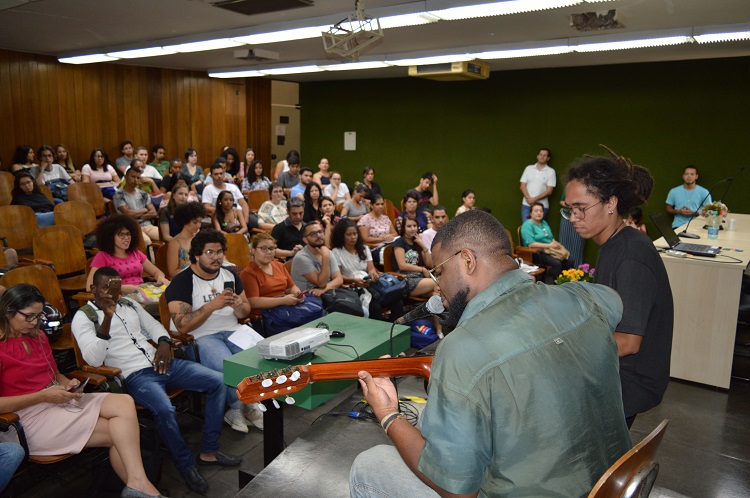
[395, 191, 429, 233]
[213, 190, 248, 238]
[0, 284, 162, 498]
[115, 140, 134, 174]
[320, 195, 341, 247]
[11, 145, 41, 181]
[331, 220, 389, 320]
[166, 229, 264, 434]
[240, 148, 255, 182]
[220, 147, 242, 179]
[323, 171, 351, 205]
[420, 205, 449, 253]
[113, 166, 160, 246]
[81, 148, 120, 199]
[55, 144, 82, 183]
[10, 172, 55, 228]
[181, 149, 204, 196]
[240, 233, 324, 335]
[119, 160, 160, 202]
[159, 159, 184, 199]
[0, 442, 24, 492]
[38, 145, 73, 202]
[456, 189, 475, 216]
[273, 149, 299, 181]
[409, 171, 438, 213]
[159, 183, 189, 242]
[358, 194, 397, 250]
[392, 216, 437, 298]
[360, 166, 382, 203]
[290, 222, 345, 298]
[133, 147, 162, 188]
[290, 167, 313, 200]
[521, 201, 574, 282]
[276, 153, 301, 196]
[242, 160, 271, 192]
[271, 198, 306, 260]
[341, 184, 370, 222]
[258, 182, 288, 230]
[303, 182, 323, 223]
[626, 206, 648, 234]
[167, 202, 205, 278]
[87, 214, 170, 296]
[349, 211, 631, 498]
[201, 164, 250, 221]
[73, 268, 239, 495]
[149, 145, 170, 177]
[313, 158, 332, 186]
[204, 157, 233, 186]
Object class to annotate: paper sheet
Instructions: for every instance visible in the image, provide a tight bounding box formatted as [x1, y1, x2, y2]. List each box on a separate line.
[228, 324, 264, 350]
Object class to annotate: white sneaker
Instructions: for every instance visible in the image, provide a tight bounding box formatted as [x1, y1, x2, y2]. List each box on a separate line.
[224, 408, 249, 433]
[243, 403, 264, 430]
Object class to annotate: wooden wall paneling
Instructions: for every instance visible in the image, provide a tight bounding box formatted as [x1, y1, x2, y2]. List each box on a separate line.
[146, 68, 163, 151]
[0, 51, 16, 163]
[72, 67, 88, 163]
[8, 52, 25, 157]
[245, 78, 272, 176]
[57, 63, 80, 166]
[45, 60, 62, 151]
[211, 78, 224, 154]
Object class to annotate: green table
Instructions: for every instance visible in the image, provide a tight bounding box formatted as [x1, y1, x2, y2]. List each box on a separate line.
[223, 312, 410, 464]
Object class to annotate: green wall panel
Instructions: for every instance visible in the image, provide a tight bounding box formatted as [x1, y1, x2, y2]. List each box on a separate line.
[300, 57, 750, 264]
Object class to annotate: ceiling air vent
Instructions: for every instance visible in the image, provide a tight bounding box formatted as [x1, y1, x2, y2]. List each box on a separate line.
[209, 0, 314, 16]
[570, 9, 623, 32]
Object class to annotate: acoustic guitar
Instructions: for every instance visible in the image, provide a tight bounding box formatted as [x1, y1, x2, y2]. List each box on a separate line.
[236, 355, 433, 406]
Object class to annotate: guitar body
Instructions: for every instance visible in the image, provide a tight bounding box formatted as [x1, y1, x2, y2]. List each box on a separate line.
[236, 355, 433, 405]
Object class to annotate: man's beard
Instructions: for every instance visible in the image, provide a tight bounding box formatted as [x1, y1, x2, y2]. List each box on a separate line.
[444, 287, 470, 328]
[199, 260, 220, 275]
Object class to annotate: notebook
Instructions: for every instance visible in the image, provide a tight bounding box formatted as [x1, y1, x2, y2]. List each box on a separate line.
[650, 212, 721, 257]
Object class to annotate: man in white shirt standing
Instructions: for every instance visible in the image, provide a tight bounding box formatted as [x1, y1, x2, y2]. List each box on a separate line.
[519, 148, 556, 222]
[202, 163, 251, 221]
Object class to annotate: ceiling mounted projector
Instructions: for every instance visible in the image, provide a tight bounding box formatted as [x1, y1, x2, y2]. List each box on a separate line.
[322, 0, 383, 60]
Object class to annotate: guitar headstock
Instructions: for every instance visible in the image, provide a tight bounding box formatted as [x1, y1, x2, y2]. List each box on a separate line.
[236, 365, 310, 406]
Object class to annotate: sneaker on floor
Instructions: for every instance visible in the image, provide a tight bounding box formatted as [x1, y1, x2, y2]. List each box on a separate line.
[243, 403, 264, 430]
[224, 408, 249, 433]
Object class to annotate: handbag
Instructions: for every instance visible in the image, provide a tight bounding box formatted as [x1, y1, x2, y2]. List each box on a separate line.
[320, 287, 365, 317]
[45, 178, 70, 201]
[543, 245, 570, 261]
[261, 295, 325, 336]
[370, 273, 407, 306]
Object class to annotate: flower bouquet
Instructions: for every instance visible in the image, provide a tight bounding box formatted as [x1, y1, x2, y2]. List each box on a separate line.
[699, 201, 729, 218]
[555, 264, 595, 285]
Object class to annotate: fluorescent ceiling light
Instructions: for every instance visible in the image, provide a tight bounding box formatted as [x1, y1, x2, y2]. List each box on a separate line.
[233, 26, 328, 45]
[108, 47, 176, 59]
[260, 65, 324, 75]
[59, 54, 119, 64]
[472, 45, 572, 59]
[574, 35, 692, 52]
[386, 53, 473, 66]
[319, 61, 391, 71]
[429, 0, 581, 21]
[379, 13, 441, 29]
[209, 70, 265, 78]
[694, 31, 750, 44]
[168, 38, 244, 53]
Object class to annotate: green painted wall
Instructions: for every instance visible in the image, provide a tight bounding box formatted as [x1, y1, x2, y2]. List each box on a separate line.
[300, 56, 750, 264]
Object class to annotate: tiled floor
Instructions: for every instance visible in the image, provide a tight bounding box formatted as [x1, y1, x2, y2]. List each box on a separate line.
[10, 376, 750, 497]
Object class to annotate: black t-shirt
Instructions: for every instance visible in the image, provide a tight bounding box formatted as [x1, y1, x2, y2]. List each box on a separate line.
[594, 227, 674, 417]
[161, 173, 181, 193]
[11, 193, 54, 213]
[408, 188, 432, 212]
[271, 219, 305, 251]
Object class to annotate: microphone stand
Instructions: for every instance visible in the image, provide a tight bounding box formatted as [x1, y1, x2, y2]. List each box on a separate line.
[677, 167, 744, 239]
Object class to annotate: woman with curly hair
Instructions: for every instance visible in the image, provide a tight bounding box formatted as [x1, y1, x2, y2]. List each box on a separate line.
[167, 202, 206, 278]
[87, 214, 169, 295]
[303, 182, 323, 223]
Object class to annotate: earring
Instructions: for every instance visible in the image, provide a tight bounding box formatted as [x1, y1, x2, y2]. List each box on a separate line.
[608, 210, 614, 215]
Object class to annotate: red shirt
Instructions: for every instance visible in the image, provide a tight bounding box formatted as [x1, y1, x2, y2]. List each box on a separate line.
[0, 333, 57, 396]
[240, 261, 295, 305]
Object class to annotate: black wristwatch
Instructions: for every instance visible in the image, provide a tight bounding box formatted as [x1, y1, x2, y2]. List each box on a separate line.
[158, 336, 173, 346]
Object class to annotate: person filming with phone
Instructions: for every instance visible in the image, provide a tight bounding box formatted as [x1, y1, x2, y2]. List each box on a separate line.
[72, 267, 241, 496]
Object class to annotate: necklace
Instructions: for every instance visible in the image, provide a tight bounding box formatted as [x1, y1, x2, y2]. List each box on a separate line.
[606, 221, 625, 244]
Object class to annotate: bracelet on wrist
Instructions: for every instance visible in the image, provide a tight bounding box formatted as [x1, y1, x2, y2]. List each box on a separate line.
[382, 413, 406, 434]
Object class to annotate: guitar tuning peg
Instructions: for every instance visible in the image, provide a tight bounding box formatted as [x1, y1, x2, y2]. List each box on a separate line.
[285, 396, 295, 405]
[276, 375, 288, 384]
[290, 371, 301, 381]
[272, 399, 281, 409]
[257, 403, 267, 412]
[261, 379, 273, 388]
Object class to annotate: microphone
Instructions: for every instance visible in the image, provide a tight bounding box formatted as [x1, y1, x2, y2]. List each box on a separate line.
[677, 167, 745, 239]
[394, 295, 444, 325]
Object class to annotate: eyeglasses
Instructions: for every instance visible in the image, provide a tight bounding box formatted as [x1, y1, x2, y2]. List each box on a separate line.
[203, 249, 224, 258]
[16, 310, 46, 323]
[428, 250, 462, 285]
[256, 245, 277, 253]
[306, 229, 324, 237]
[560, 200, 603, 221]
[116, 231, 132, 238]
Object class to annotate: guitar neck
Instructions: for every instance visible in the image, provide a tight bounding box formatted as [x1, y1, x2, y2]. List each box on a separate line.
[304, 356, 433, 382]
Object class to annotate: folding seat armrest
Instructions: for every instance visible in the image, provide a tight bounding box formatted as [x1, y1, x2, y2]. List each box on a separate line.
[67, 370, 108, 387]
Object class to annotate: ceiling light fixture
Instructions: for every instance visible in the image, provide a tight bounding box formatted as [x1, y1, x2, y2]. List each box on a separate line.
[59, 54, 120, 64]
[472, 45, 572, 59]
[693, 31, 750, 44]
[319, 61, 392, 71]
[108, 47, 177, 59]
[260, 65, 324, 75]
[378, 12, 441, 29]
[208, 69, 265, 78]
[168, 38, 244, 53]
[386, 53, 473, 66]
[573, 35, 692, 52]
[232, 26, 329, 46]
[428, 0, 581, 21]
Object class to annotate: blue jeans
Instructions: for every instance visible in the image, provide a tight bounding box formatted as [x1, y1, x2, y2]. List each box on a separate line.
[195, 331, 243, 410]
[125, 359, 225, 472]
[35, 212, 55, 228]
[350, 445, 440, 498]
[0, 442, 24, 492]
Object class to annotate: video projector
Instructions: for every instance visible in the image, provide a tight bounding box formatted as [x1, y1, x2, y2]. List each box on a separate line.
[256, 327, 330, 360]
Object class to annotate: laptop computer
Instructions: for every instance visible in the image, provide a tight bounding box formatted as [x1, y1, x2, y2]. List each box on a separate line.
[649, 212, 721, 257]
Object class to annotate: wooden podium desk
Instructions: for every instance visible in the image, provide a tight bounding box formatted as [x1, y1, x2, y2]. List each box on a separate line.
[653, 213, 750, 388]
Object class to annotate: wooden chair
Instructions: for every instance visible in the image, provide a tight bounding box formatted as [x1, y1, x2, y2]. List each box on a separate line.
[154, 242, 170, 277]
[38, 184, 54, 204]
[336, 201, 346, 213]
[225, 232, 251, 270]
[30, 225, 88, 293]
[68, 182, 108, 217]
[245, 189, 270, 213]
[53, 200, 98, 240]
[384, 198, 398, 225]
[0, 171, 14, 206]
[505, 228, 546, 281]
[0, 205, 38, 256]
[381, 244, 428, 302]
[588, 419, 669, 498]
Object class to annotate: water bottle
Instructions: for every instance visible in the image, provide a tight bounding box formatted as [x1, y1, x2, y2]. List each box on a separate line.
[707, 212, 720, 240]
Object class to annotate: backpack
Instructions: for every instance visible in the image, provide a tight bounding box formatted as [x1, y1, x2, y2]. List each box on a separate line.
[79, 299, 138, 334]
[370, 273, 407, 306]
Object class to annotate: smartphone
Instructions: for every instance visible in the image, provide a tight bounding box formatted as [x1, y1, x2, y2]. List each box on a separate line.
[224, 281, 235, 293]
[296, 290, 308, 299]
[105, 277, 122, 299]
[68, 378, 90, 393]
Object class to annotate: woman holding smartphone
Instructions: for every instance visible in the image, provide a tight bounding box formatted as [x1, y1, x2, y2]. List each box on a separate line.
[0, 284, 162, 498]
